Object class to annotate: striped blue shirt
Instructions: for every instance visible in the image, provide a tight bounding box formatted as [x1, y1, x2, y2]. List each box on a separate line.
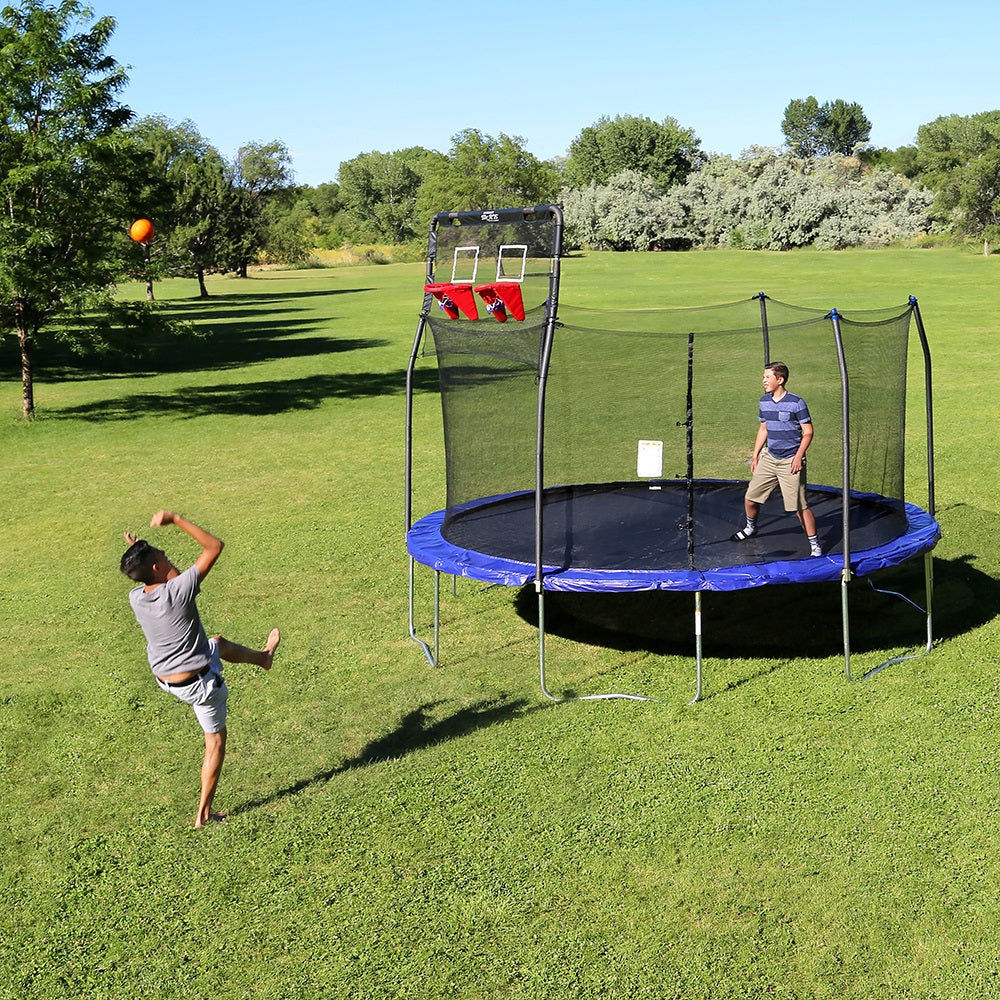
[759, 391, 811, 460]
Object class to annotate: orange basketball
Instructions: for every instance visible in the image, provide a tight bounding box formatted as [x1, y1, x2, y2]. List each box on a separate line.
[129, 218, 155, 244]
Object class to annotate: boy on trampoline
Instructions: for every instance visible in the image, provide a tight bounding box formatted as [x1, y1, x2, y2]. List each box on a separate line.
[731, 361, 822, 557]
[120, 510, 280, 827]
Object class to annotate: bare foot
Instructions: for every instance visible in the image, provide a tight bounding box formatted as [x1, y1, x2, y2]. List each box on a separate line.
[195, 811, 227, 828]
[261, 628, 280, 670]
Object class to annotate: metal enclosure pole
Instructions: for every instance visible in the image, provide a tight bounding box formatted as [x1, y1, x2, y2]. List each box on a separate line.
[535, 207, 563, 701]
[405, 217, 439, 533]
[683, 331, 702, 701]
[910, 298, 936, 520]
[829, 310, 854, 680]
[757, 292, 770, 365]
[405, 217, 441, 665]
[911, 297, 936, 653]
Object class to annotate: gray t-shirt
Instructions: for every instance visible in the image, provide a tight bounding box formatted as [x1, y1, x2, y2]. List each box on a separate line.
[129, 565, 212, 678]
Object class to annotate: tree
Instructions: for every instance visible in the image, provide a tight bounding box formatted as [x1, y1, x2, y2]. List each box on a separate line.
[563, 114, 702, 191]
[0, 0, 134, 419]
[257, 193, 312, 265]
[954, 150, 1000, 252]
[782, 97, 872, 157]
[913, 111, 1000, 188]
[561, 171, 677, 251]
[659, 151, 932, 251]
[823, 99, 873, 155]
[294, 182, 348, 249]
[128, 115, 231, 297]
[916, 111, 1000, 163]
[909, 111, 1000, 238]
[337, 147, 442, 243]
[228, 140, 295, 276]
[414, 129, 559, 222]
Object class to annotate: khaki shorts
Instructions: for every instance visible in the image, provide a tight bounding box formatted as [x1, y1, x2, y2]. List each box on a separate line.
[746, 449, 809, 512]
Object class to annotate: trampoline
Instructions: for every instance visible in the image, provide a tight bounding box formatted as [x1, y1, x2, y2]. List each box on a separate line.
[404, 206, 939, 702]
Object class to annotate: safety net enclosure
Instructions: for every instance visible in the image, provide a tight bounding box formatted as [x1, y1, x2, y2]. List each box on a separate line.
[404, 205, 939, 701]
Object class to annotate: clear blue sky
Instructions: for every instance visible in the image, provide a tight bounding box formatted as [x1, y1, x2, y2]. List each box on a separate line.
[99, 0, 1000, 187]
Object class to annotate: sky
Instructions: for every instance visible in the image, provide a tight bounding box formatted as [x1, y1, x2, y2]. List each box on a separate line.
[97, 0, 1000, 188]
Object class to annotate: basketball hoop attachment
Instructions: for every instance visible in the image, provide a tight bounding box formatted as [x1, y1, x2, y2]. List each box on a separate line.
[425, 282, 479, 320]
[475, 282, 525, 323]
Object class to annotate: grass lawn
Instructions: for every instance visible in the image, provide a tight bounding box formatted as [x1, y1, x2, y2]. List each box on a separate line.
[1, 247, 999, 999]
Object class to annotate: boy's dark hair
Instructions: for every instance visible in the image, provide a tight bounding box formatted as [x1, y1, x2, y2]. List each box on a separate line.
[765, 361, 789, 385]
[121, 539, 156, 584]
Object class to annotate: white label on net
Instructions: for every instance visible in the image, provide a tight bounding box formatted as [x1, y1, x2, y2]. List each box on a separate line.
[637, 440, 663, 478]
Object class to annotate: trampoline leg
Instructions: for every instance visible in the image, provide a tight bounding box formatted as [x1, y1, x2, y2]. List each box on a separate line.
[537, 586, 655, 703]
[538, 588, 559, 702]
[842, 570, 852, 681]
[924, 552, 935, 653]
[851, 553, 936, 681]
[408, 558, 440, 667]
[689, 591, 703, 704]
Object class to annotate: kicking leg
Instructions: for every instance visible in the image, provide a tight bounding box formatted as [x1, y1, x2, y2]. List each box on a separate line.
[195, 727, 227, 827]
[213, 629, 281, 670]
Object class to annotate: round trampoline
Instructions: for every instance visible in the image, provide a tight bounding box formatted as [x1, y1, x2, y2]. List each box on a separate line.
[404, 205, 939, 701]
[406, 481, 940, 593]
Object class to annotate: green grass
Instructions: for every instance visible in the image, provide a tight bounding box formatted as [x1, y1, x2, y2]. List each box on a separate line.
[1, 248, 999, 999]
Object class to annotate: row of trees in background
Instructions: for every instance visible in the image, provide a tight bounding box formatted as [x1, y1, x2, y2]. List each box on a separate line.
[119, 102, 999, 268]
[3, 0, 1000, 419]
[308, 104, 1000, 256]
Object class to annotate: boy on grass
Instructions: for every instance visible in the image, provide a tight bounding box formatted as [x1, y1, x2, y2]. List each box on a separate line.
[731, 362, 822, 557]
[121, 510, 280, 828]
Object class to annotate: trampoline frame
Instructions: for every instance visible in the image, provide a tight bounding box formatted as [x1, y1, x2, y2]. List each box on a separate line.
[404, 206, 938, 702]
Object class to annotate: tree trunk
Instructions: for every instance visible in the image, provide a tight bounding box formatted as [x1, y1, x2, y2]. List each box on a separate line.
[146, 278, 155, 301]
[985, 238, 991, 257]
[197, 266, 209, 298]
[19, 328, 34, 420]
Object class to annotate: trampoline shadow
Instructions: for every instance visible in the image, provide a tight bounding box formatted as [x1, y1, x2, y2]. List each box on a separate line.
[230, 695, 547, 817]
[513, 554, 999, 661]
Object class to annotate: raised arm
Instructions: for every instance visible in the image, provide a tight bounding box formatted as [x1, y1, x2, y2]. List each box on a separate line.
[150, 510, 225, 579]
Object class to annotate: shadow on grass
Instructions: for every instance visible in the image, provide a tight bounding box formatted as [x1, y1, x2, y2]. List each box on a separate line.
[231, 695, 546, 817]
[48, 367, 441, 420]
[513, 552, 998, 661]
[3, 285, 381, 382]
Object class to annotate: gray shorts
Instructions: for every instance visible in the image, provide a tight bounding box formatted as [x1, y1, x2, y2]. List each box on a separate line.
[745, 448, 809, 512]
[155, 638, 228, 733]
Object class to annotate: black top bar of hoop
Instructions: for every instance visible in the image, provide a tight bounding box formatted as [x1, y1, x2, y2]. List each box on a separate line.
[432, 205, 561, 227]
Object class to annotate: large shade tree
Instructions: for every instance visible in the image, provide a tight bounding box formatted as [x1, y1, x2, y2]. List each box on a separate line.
[130, 120, 302, 291]
[414, 129, 559, 221]
[228, 140, 295, 276]
[0, 0, 134, 418]
[950, 149, 1000, 253]
[782, 97, 872, 157]
[337, 147, 443, 243]
[563, 114, 702, 191]
[128, 115, 230, 296]
[126, 115, 222, 295]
